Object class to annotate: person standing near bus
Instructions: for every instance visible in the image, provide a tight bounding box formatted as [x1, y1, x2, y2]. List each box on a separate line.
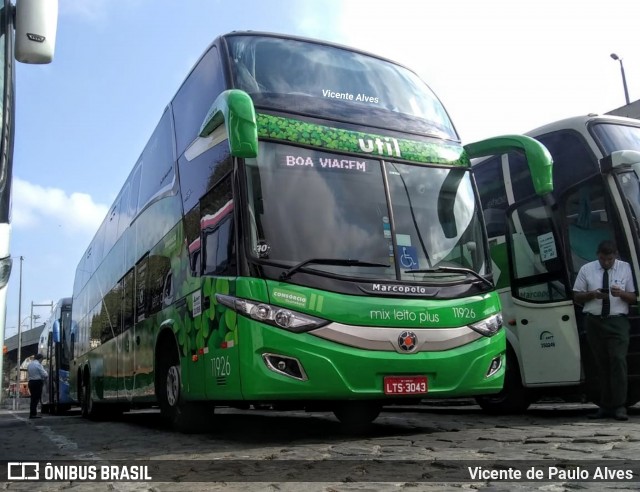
[26, 354, 48, 419]
[573, 240, 636, 421]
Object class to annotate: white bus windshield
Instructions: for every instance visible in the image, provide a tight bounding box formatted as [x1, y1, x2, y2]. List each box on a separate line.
[591, 122, 640, 155]
[226, 34, 457, 140]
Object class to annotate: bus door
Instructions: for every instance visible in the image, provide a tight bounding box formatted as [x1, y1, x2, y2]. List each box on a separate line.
[44, 328, 54, 406]
[50, 319, 62, 407]
[506, 195, 581, 386]
[588, 165, 640, 401]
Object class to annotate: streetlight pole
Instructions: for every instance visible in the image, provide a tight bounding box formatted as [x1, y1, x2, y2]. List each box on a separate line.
[30, 301, 52, 333]
[13, 256, 23, 410]
[610, 53, 631, 106]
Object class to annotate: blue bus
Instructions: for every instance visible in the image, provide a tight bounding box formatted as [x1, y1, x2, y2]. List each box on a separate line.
[39, 297, 76, 413]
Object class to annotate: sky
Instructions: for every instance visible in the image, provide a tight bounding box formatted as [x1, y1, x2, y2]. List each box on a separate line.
[3, 0, 640, 338]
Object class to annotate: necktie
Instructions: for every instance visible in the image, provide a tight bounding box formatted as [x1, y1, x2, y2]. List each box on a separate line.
[602, 269, 610, 317]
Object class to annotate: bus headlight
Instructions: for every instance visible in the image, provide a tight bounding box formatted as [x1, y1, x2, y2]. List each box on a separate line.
[469, 314, 503, 337]
[216, 294, 328, 333]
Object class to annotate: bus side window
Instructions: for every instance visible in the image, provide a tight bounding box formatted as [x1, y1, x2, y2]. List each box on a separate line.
[184, 205, 202, 277]
[474, 155, 508, 238]
[172, 46, 225, 156]
[563, 179, 613, 280]
[200, 175, 235, 276]
[104, 281, 122, 337]
[148, 255, 171, 315]
[136, 256, 149, 322]
[203, 216, 233, 276]
[190, 247, 201, 277]
[122, 270, 135, 331]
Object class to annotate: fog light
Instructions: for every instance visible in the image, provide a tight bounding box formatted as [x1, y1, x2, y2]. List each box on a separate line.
[486, 356, 502, 377]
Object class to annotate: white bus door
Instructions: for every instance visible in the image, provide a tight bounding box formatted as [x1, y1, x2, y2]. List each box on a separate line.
[506, 196, 582, 386]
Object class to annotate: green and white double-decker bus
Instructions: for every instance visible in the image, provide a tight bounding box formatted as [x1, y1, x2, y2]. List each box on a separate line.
[70, 31, 552, 431]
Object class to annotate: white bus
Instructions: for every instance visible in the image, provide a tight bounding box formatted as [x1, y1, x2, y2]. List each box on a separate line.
[473, 114, 640, 413]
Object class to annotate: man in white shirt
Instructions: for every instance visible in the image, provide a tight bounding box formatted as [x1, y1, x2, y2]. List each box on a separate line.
[26, 354, 48, 419]
[573, 240, 636, 421]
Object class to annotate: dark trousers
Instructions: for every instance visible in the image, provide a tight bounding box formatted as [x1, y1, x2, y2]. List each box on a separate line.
[586, 315, 630, 409]
[28, 380, 44, 417]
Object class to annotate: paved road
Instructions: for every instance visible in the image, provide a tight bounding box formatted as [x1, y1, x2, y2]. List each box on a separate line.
[1, 401, 639, 491]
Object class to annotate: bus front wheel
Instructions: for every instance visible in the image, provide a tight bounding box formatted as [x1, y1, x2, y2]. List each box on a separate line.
[158, 361, 183, 426]
[80, 372, 101, 420]
[157, 359, 213, 433]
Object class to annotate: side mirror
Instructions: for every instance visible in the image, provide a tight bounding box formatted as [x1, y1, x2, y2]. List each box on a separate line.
[600, 150, 640, 176]
[185, 89, 258, 161]
[466, 135, 554, 196]
[15, 0, 58, 64]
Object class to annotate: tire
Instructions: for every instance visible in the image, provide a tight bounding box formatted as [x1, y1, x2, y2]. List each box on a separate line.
[80, 371, 101, 420]
[157, 356, 213, 433]
[333, 402, 382, 433]
[475, 350, 531, 414]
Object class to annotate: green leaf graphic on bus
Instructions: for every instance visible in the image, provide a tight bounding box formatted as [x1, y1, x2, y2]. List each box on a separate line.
[256, 113, 468, 166]
[171, 277, 238, 358]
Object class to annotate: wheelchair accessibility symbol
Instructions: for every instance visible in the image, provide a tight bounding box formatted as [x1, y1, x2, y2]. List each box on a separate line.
[398, 246, 418, 270]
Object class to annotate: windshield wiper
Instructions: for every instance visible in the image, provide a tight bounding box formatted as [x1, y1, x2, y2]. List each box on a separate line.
[280, 258, 389, 280]
[405, 266, 493, 288]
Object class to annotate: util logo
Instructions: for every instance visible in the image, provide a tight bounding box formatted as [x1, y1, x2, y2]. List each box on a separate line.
[358, 137, 401, 158]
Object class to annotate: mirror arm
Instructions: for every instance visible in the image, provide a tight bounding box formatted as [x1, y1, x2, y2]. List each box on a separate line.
[465, 135, 553, 196]
[199, 89, 258, 158]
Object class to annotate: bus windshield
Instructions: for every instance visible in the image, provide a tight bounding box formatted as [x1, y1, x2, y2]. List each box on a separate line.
[591, 122, 640, 155]
[591, 122, 640, 242]
[226, 34, 457, 140]
[245, 142, 488, 285]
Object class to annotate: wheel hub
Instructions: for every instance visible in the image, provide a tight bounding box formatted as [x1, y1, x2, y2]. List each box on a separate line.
[166, 366, 180, 407]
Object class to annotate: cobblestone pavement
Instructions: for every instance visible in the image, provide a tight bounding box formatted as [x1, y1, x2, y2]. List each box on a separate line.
[1, 401, 639, 491]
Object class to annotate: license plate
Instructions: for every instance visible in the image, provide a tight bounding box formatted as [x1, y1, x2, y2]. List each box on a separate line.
[383, 376, 428, 395]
